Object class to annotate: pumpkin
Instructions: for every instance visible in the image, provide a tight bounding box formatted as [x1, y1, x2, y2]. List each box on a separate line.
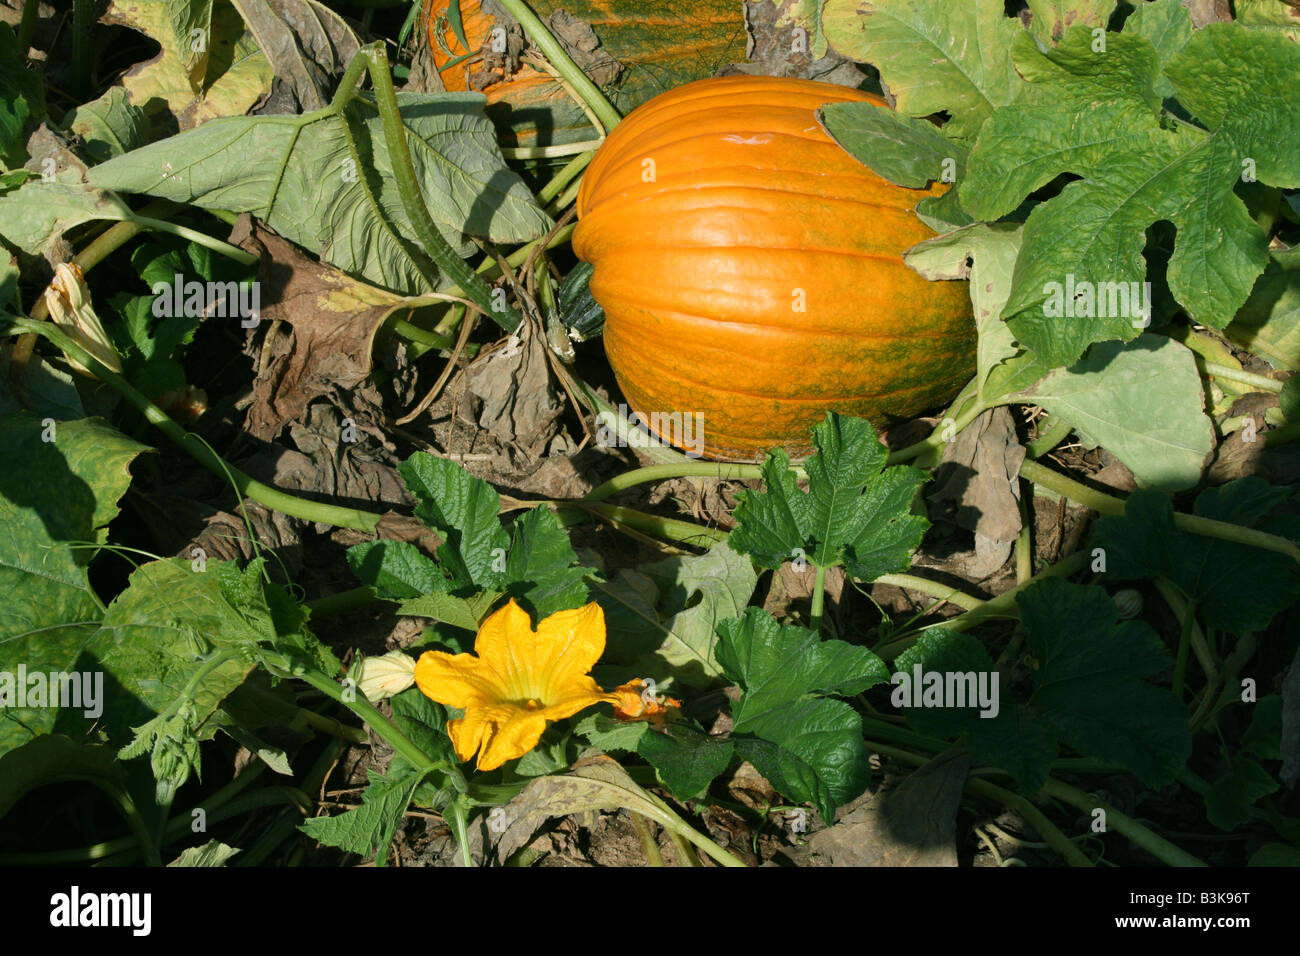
[423, 0, 746, 149]
[573, 75, 976, 462]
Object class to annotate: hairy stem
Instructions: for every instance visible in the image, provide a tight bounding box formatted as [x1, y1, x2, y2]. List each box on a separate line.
[493, 0, 622, 133]
[361, 44, 520, 330]
[1019, 458, 1300, 565]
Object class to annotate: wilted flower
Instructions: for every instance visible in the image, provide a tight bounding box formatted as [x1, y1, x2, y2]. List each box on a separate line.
[43, 263, 123, 377]
[609, 678, 681, 727]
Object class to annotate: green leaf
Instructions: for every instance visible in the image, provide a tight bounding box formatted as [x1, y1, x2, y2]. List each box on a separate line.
[109, 239, 253, 402]
[902, 222, 1033, 405]
[93, 557, 337, 803]
[1092, 479, 1300, 634]
[593, 542, 758, 686]
[399, 452, 509, 590]
[1236, 0, 1300, 38]
[165, 0, 214, 79]
[637, 724, 735, 801]
[1227, 253, 1300, 370]
[168, 840, 241, 866]
[1026, 0, 1118, 45]
[388, 686, 455, 768]
[1243, 696, 1283, 761]
[502, 506, 595, 620]
[0, 735, 126, 820]
[1019, 577, 1190, 786]
[397, 591, 501, 632]
[717, 608, 889, 820]
[0, 23, 45, 167]
[1017, 334, 1214, 491]
[109, 0, 272, 132]
[1122, 0, 1193, 99]
[393, 454, 595, 624]
[894, 628, 999, 735]
[347, 540, 446, 599]
[964, 24, 1300, 366]
[575, 713, 649, 754]
[822, 0, 1020, 141]
[88, 93, 552, 295]
[894, 629, 1057, 791]
[819, 101, 968, 191]
[96, 560, 263, 738]
[299, 765, 426, 865]
[1279, 377, 1300, 424]
[0, 179, 133, 260]
[961, 704, 1060, 793]
[1249, 843, 1300, 866]
[1205, 757, 1279, 831]
[0, 414, 147, 756]
[729, 413, 929, 581]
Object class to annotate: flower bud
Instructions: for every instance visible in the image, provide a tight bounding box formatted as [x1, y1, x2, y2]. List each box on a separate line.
[1113, 588, 1143, 620]
[357, 651, 417, 701]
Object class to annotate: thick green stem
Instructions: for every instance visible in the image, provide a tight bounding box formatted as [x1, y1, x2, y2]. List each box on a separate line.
[426, 225, 576, 338]
[1025, 414, 1073, 459]
[887, 399, 987, 465]
[494, 0, 622, 133]
[1152, 577, 1210, 703]
[874, 573, 984, 611]
[579, 502, 729, 548]
[17, 0, 38, 53]
[810, 563, 828, 632]
[4, 319, 384, 533]
[585, 461, 793, 502]
[362, 45, 520, 331]
[125, 213, 258, 266]
[1019, 458, 1300, 564]
[1203, 362, 1284, 394]
[874, 551, 1088, 659]
[294, 668, 467, 794]
[388, 317, 456, 350]
[538, 151, 595, 206]
[1039, 779, 1206, 867]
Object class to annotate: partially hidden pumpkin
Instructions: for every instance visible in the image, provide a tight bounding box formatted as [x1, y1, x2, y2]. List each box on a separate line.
[423, 0, 746, 149]
[573, 75, 976, 462]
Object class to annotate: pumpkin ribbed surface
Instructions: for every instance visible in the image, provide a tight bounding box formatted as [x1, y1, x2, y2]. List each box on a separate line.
[424, 0, 746, 148]
[573, 75, 976, 461]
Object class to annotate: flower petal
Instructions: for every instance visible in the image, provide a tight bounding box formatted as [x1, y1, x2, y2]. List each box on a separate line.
[414, 650, 501, 710]
[463, 705, 550, 772]
[469, 599, 541, 701]
[532, 602, 608, 704]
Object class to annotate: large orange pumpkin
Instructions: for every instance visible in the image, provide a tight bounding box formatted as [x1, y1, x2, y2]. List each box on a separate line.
[423, 0, 746, 148]
[573, 75, 976, 462]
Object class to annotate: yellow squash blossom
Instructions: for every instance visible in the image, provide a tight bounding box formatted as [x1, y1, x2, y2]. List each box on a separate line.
[416, 599, 631, 771]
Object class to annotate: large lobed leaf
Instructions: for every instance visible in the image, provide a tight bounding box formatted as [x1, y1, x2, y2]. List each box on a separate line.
[963, 23, 1300, 366]
[729, 413, 929, 581]
[88, 93, 552, 295]
[717, 608, 889, 821]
